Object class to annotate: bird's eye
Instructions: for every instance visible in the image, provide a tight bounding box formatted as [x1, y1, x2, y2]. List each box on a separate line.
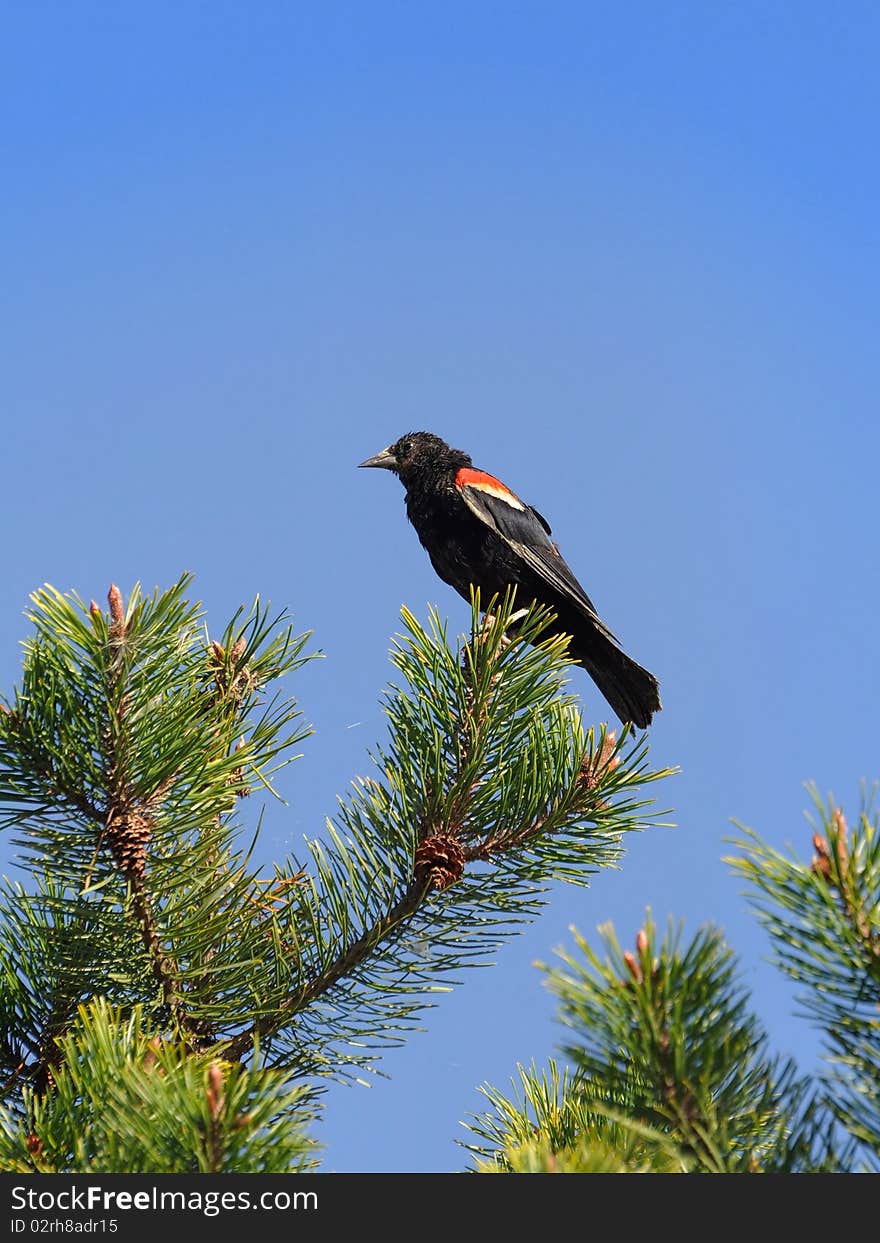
[400, 439, 413, 458]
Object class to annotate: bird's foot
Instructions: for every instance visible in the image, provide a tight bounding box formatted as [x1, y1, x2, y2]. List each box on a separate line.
[473, 607, 527, 650]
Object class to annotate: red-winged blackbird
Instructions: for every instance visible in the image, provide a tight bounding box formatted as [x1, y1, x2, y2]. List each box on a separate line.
[360, 431, 661, 729]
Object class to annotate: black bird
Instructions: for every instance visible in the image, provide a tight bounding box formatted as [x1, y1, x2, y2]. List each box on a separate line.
[359, 431, 661, 729]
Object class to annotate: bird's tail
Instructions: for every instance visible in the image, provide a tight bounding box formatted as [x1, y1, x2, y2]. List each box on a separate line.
[569, 624, 662, 730]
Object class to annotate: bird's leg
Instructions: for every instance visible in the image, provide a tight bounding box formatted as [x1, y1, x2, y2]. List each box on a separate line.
[470, 607, 523, 679]
[473, 610, 508, 650]
[489, 606, 530, 647]
[471, 606, 531, 653]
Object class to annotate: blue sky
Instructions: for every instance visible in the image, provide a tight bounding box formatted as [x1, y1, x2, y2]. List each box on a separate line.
[2, 2, 878, 1171]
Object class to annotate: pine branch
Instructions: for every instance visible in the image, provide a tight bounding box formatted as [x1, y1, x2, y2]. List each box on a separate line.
[0, 574, 673, 1156]
[462, 1058, 686, 1173]
[0, 1000, 318, 1173]
[223, 595, 673, 1074]
[0, 872, 156, 1098]
[533, 917, 844, 1172]
[99, 585, 205, 1046]
[729, 784, 880, 1160]
[227, 875, 431, 1061]
[0, 576, 316, 1082]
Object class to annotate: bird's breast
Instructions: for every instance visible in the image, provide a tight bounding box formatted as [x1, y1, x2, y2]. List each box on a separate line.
[405, 485, 514, 599]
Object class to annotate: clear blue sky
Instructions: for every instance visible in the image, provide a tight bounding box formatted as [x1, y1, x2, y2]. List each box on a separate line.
[2, 2, 878, 1172]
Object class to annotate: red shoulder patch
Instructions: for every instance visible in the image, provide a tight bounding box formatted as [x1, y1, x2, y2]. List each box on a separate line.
[455, 468, 525, 509]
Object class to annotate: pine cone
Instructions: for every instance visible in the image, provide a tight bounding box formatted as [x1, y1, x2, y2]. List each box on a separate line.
[107, 809, 153, 878]
[577, 731, 619, 795]
[414, 832, 466, 890]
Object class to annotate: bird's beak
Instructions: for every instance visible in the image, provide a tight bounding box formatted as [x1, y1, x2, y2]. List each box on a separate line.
[358, 446, 398, 471]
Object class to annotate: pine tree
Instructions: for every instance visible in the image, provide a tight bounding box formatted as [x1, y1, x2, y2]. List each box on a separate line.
[0, 576, 671, 1172]
[464, 790, 880, 1173]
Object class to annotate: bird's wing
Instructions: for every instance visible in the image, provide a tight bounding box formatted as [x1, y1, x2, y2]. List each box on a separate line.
[454, 467, 622, 645]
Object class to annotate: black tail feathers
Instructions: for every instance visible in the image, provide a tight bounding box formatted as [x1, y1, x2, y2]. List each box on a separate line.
[571, 628, 661, 730]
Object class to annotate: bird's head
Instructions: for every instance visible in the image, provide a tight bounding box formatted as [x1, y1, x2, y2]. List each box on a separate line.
[359, 431, 470, 485]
